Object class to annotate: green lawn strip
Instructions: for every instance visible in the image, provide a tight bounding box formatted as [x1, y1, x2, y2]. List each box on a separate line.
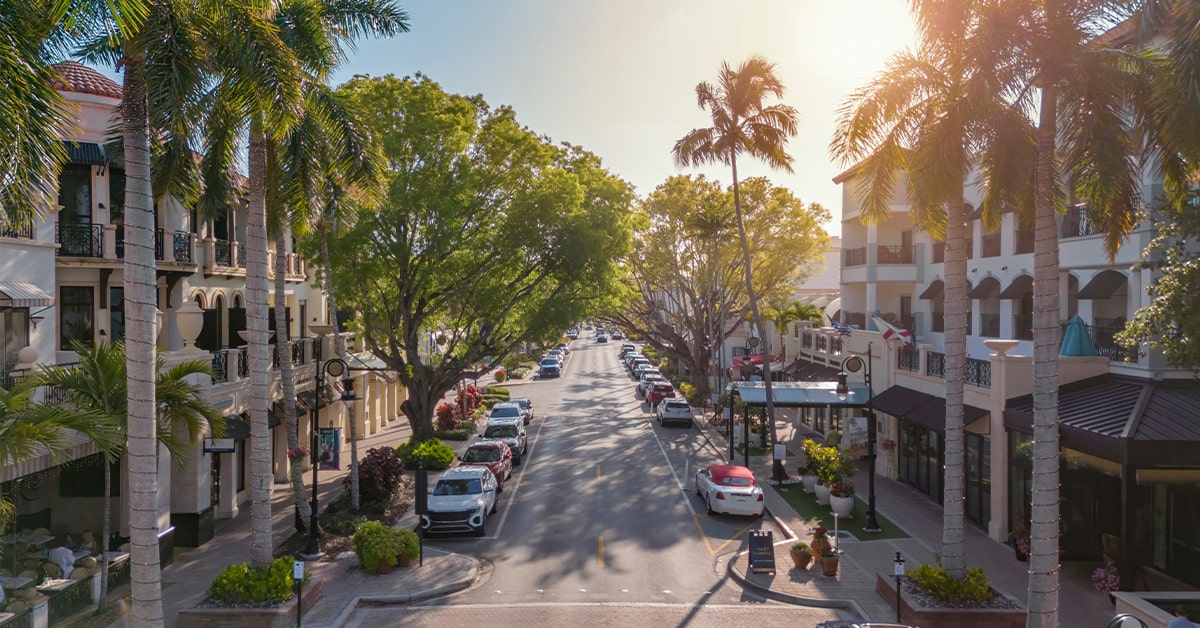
[770, 482, 910, 541]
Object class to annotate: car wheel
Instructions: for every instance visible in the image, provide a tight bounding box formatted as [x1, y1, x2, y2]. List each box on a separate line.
[497, 479, 504, 494]
[706, 496, 715, 515]
[490, 500, 498, 514]
[513, 454, 522, 466]
[695, 482, 702, 498]
[475, 513, 487, 537]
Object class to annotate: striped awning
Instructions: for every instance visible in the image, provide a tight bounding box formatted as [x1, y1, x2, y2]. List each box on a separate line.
[0, 429, 101, 483]
[0, 282, 54, 308]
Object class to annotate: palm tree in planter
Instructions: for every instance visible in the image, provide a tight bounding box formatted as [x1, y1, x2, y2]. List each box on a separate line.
[674, 56, 799, 445]
[38, 341, 222, 612]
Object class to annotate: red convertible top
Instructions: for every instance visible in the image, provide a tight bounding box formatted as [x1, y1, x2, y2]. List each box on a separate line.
[709, 465, 756, 486]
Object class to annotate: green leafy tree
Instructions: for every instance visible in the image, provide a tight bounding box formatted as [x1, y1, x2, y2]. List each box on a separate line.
[324, 74, 635, 440]
[673, 56, 800, 445]
[38, 340, 222, 612]
[608, 175, 828, 403]
[764, 299, 824, 363]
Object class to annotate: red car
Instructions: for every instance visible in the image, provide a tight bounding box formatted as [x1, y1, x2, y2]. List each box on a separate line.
[458, 440, 513, 491]
[648, 382, 677, 406]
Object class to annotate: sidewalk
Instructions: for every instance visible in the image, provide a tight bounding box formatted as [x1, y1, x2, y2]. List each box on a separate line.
[88, 411, 482, 628]
[697, 409, 1117, 626]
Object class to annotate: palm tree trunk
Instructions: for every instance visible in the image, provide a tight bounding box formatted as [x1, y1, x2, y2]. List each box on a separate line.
[99, 460, 112, 612]
[246, 126, 274, 566]
[320, 221, 360, 510]
[1027, 85, 1062, 628]
[120, 54, 164, 628]
[274, 231, 309, 526]
[941, 196, 970, 578]
[728, 156, 778, 444]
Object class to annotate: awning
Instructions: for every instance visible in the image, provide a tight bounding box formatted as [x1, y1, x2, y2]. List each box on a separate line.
[223, 417, 251, 441]
[919, 280, 944, 300]
[0, 282, 54, 308]
[967, 277, 1000, 299]
[729, 380, 872, 407]
[272, 400, 306, 420]
[1004, 375, 1200, 466]
[871, 385, 939, 418]
[783, 359, 841, 382]
[62, 141, 111, 166]
[999, 275, 1033, 299]
[1077, 270, 1127, 300]
[904, 397, 989, 434]
[0, 429, 101, 483]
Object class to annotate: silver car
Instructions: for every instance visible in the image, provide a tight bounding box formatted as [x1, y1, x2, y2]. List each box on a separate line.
[656, 399, 694, 428]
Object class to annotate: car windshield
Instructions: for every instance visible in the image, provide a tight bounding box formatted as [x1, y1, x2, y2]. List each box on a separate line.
[541, 359, 558, 366]
[434, 478, 482, 495]
[491, 407, 520, 418]
[514, 399, 531, 409]
[484, 426, 518, 438]
[463, 448, 500, 463]
[719, 477, 754, 487]
[666, 401, 688, 409]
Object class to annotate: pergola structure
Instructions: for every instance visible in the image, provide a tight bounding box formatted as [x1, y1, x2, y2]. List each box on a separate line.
[727, 350, 881, 532]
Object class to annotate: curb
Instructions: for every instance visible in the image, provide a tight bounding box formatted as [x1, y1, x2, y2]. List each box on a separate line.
[725, 547, 858, 612]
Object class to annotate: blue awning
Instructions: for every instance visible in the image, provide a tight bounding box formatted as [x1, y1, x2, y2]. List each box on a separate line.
[729, 381, 872, 407]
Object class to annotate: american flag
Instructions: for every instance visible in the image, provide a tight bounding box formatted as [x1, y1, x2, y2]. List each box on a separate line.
[827, 314, 854, 336]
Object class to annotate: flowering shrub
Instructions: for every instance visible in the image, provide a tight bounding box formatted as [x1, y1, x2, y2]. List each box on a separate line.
[1014, 535, 1031, 556]
[494, 369, 507, 382]
[829, 479, 855, 498]
[344, 447, 405, 506]
[435, 402, 463, 431]
[457, 385, 484, 415]
[1092, 566, 1120, 595]
[286, 446, 310, 460]
[880, 438, 897, 450]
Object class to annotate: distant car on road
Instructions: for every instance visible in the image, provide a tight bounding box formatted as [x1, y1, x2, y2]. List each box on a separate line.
[656, 399, 694, 428]
[421, 466, 498, 536]
[611, 330, 624, 340]
[539, 358, 561, 378]
[695, 464, 764, 516]
[596, 333, 608, 343]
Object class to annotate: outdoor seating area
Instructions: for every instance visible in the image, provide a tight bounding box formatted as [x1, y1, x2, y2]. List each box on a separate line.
[1, 525, 111, 622]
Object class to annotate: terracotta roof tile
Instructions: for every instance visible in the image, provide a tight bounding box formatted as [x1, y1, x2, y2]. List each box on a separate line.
[51, 62, 122, 99]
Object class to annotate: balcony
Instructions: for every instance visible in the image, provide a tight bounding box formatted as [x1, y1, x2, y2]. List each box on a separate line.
[980, 233, 1001, 258]
[877, 244, 914, 264]
[1060, 318, 1139, 364]
[1, 222, 34, 239]
[933, 240, 973, 262]
[897, 345, 919, 372]
[844, 247, 867, 267]
[56, 222, 103, 257]
[925, 351, 992, 387]
[978, 313, 1001, 338]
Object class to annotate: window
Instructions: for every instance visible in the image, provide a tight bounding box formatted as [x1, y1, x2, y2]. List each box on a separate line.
[1, 308, 30, 373]
[60, 286, 94, 350]
[57, 165, 92, 224]
[109, 169, 126, 223]
[109, 287, 125, 342]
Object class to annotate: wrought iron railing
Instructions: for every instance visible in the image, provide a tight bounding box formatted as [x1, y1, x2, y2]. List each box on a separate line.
[214, 239, 233, 266]
[843, 247, 867, 267]
[926, 351, 946, 378]
[897, 345, 920, 372]
[173, 230, 192, 263]
[237, 348, 249, 379]
[1, 222, 34, 239]
[211, 351, 227, 381]
[965, 357, 992, 388]
[877, 244, 914, 264]
[56, 222, 103, 257]
[1061, 205, 1100, 238]
[292, 341, 305, 365]
[236, 241, 246, 268]
[154, 228, 165, 260]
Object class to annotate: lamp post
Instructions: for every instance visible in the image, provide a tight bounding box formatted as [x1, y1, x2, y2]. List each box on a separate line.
[304, 357, 351, 557]
[839, 342, 880, 532]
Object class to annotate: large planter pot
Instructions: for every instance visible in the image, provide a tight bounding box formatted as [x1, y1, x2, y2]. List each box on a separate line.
[178, 578, 324, 628]
[821, 555, 839, 577]
[830, 494, 855, 518]
[814, 483, 831, 505]
[801, 475, 817, 493]
[789, 548, 813, 570]
[396, 553, 412, 569]
[375, 558, 392, 574]
[876, 575, 1025, 628]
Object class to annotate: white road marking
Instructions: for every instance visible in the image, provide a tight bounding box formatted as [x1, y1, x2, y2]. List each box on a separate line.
[648, 413, 696, 516]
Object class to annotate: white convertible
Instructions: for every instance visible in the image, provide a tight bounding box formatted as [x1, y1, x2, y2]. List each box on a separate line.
[694, 464, 764, 517]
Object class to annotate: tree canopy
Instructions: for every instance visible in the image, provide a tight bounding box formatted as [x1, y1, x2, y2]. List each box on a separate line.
[320, 73, 635, 439]
[606, 174, 829, 402]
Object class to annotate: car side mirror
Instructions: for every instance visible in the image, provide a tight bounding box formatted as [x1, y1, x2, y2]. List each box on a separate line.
[484, 487, 495, 493]
[456, 455, 463, 461]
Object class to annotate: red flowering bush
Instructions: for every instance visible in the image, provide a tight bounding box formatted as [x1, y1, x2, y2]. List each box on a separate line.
[344, 447, 405, 507]
[458, 385, 484, 415]
[435, 402, 463, 431]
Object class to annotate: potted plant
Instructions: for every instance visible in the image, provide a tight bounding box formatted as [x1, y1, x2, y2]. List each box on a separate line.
[799, 439, 820, 493]
[395, 528, 420, 568]
[352, 521, 405, 574]
[829, 478, 856, 518]
[1008, 509, 1031, 561]
[789, 541, 813, 570]
[812, 444, 840, 505]
[809, 526, 833, 557]
[820, 550, 839, 577]
[879, 437, 898, 477]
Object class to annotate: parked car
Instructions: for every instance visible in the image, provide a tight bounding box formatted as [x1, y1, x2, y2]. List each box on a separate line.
[483, 418, 528, 465]
[555, 342, 570, 354]
[488, 401, 524, 424]
[420, 466, 498, 536]
[633, 362, 658, 379]
[636, 372, 666, 396]
[546, 348, 565, 364]
[566, 330, 578, 340]
[458, 440, 513, 489]
[539, 358, 561, 378]
[628, 356, 650, 371]
[611, 330, 624, 340]
[596, 333, 608, 343]
[647, 382, 677, 406]
[619, 343, 636, 356]
[694, 464, 764, 516]
[511, 397, 534, 424]
[657, 399, 694, 428]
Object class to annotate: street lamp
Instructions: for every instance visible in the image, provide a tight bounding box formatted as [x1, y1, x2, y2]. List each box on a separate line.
[841, 343, 880, 532]
[304, 357, 352, 557]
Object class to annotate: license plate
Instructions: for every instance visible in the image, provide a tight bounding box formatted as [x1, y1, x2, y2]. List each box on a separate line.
[736, 496, 747, 501]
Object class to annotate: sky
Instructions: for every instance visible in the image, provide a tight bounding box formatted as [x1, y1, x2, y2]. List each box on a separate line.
[99, 1, 920, 235]
[328, 0, 920, 235]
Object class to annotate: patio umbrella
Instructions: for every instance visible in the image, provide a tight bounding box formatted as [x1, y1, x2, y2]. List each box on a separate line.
[1059, 315, 1100, 357]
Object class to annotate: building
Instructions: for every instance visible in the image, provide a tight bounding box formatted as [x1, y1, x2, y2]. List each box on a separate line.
[0, 63, 405, 557]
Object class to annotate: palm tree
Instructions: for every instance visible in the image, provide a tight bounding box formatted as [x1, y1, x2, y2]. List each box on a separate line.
[0, 0, 75, 228]
[908, 2, 1158, 620]
[37, 340, 222, 613]
[830, 24, 1034, 576]
[764, 300, 823, 365]
[673, 56, 799, 447]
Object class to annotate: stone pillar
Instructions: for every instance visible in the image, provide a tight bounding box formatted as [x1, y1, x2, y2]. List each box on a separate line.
[984, 339, 1019, 542]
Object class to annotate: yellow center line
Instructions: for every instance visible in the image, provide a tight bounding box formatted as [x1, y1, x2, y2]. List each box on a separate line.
[709, 520, 762, 556]
[596, 463, 601, 478]
[598, 536, 605, 569]
[693, 515, 717, 556]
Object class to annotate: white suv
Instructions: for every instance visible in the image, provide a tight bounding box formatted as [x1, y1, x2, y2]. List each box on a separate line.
[483, 417, 528, 465]
[421, 466, 498, 536]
